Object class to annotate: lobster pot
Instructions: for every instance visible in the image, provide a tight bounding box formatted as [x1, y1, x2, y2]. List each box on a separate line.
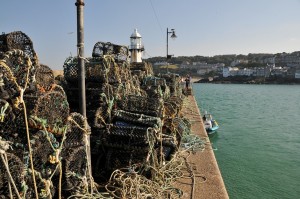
[90, 127, 106, 154]
[63, 87, 79, 112]
[158, 73, 182, 97]
[87, 56, 126, 84]
[31, 130, 58, 176]
[131, 70, 146, 82]
[130, 62, 154, 76]
[0, 152, 26, 198]
[117, 95, 163, 117]
[118, 62, 131, 82]
[157, 143, 177, 161]
[0, 31, 38, 65]
[143, 76, 166, 87]
[169, 95, 184, 110]
[63, 146, 88, 194]
[102, 125, 157, 149]
[64, 56, 123, 85]
[0, 99, 22, 135]
[0, 63, 20, 101]
[120, 80, 143, 97]
[162, 84, 171, 100]
[164, 95, 184, 118]
[94, 104, 111, 129]
[92, 41, 129, 62]
[141, 84, 170, 99]
[63, 56, 80, 83]
[28, 91, 70, 135]
[86, 88, 105, 110]
[0, 50, 35, 97]
[105, 148, 149, 171]
[35, 64, 55, 92]
[65, 86, 110, 113]
[112, 109, 162, 128]
[140, 85, 160, 99]
[163, 117, 188, 148]
[169, 82, 183, 97]
[63, 112, 86, 149]
[159, 73, 181, 85]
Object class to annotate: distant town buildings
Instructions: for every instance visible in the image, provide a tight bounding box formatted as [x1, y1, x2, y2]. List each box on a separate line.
[222, 65, 299, 79]
[150, 51, 300, 80]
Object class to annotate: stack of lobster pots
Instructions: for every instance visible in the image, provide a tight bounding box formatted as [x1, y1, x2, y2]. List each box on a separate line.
[63, 41, 185, 182]
[0, 31, 89, 198]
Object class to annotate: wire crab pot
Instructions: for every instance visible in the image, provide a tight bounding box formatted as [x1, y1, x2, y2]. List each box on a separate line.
[0, 49, 34, 97]
[130, 62, 154, 76]
[64, 112, 86, 149]
[28, 91, 70, 135]
[63, 146, 88, 193]
[143, 76, 166, 87]
[0, 152, 26, 198]
[116, 95, 164, 117]
[92, 41, 129, 62]
[112, 109, 162, 129]
[102, 125, 157, 149]
[35, 64, 55, 92]
[104, 148, 150, 171]
[0, 31, 38, 66]
[164, 96, 184, 118]
[63, 56, 122, 85]
[158, 73, 183, 97]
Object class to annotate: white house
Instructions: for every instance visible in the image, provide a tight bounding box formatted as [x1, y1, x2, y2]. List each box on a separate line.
[223, 67, 239, 77]
[237, 68, 253, 76]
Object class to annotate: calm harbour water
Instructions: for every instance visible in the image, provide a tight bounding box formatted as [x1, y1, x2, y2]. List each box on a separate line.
[193, 83, 300, 199]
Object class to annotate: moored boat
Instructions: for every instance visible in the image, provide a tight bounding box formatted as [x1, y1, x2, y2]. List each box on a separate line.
[203, 112, 219, 134]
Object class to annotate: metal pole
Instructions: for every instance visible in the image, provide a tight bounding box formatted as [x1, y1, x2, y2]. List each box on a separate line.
[75, 0, 93, 193]
[76, 0, 86, 118]
[166, 28, 169, 73]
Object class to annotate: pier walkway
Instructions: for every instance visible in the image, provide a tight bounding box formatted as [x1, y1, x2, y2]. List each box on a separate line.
[174, 93, 229, 199]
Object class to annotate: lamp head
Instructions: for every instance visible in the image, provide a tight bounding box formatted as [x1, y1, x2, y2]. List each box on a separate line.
[170, 29, 177, 39]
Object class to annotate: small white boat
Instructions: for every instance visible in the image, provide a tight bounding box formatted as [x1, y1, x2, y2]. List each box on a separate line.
[203, 112, 219, 134]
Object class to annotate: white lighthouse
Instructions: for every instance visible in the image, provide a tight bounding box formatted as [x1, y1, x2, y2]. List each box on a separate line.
[129, 29, 144, 63]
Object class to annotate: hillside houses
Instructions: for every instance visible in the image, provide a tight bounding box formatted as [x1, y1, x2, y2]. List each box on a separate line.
[149, 51, 300, 80]
[222, 65, 300, 79]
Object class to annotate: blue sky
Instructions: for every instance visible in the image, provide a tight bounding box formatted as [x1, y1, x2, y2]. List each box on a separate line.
[1, 0, 300, 69]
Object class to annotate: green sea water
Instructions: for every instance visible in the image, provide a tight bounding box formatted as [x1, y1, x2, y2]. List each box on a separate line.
[193, 84, 300, 199]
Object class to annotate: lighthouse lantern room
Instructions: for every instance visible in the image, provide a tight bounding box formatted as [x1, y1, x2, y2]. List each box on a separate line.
[129, 29, 144, 63]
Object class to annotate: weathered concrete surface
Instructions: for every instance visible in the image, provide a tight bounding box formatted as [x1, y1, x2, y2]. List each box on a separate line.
[174, 94, 229, 199]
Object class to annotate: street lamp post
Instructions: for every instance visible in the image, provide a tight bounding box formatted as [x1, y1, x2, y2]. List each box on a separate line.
[166, 28, 177, 73]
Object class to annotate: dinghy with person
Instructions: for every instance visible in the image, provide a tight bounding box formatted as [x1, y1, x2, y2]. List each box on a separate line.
[202, 111, 219, 134]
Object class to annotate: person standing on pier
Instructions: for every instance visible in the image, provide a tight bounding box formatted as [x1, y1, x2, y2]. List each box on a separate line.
[185, 75, 191, 89]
